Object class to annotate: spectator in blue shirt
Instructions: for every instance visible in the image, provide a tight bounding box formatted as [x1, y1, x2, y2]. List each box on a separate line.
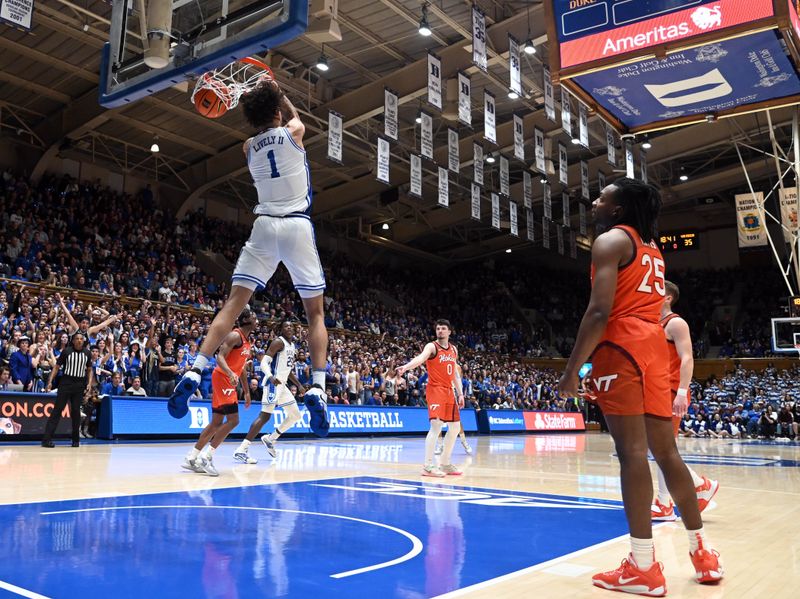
[100, 372, 126, 396]
[9, 337, 34, 391]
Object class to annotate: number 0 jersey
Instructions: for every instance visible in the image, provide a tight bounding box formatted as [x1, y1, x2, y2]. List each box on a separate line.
[425, 342, 458, 388]
[247, 127, 311, 216]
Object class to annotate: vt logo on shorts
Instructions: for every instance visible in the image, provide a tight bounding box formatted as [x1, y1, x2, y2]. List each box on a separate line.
[593, 374, 619, 393]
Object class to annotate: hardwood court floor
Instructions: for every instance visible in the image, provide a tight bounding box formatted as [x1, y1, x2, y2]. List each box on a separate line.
[2, 433, 798, 598]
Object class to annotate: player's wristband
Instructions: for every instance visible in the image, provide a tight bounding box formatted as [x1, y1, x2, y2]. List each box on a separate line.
[676, 388, 688, 398]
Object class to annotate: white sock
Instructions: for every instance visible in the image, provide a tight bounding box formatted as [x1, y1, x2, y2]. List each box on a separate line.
[188, 447, 200, 460]
[192, 354, 210, 372]
[312, 369, 326, 388]
[237, 439, 251, 452]
[202, 445, 215, 458]
[630, 537, 655, 569]
[656, 466, 670, 504]
[688, 467, 704, 488]
[687, 527, 706, 553]
[425, 420, 443, 465]
[441, 422, 461, 464]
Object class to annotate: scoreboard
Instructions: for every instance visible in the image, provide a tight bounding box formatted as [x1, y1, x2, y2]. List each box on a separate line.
[659, 230, 699, 252]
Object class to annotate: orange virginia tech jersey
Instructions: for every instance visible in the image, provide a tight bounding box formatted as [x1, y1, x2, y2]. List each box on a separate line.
[426, 342, 458, 388]
[214, 328, 251, 378]
[660, 313, 683, 390]
[591, 224, 666, 324]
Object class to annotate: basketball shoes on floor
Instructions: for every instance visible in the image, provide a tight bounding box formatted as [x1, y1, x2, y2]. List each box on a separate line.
[690, 541, 723, 583]
[461, 439, 473, 455]
[651, 498, 677, 522]
[233, 451, 258, 464]
[261, 435, 277, 458]
[592, 555, 666, 597]
[199, 455, 219, 477]
[181, 457, 204, 473]
[695, 477, 719, 513]
[440, 464, 462, 476]
[422, 464, 445, 477]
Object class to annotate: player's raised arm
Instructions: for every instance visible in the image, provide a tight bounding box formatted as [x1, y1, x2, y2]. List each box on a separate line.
[277, 92, 305, 148]
[397, 342, 437, 376]
[666, 316, 694, 417]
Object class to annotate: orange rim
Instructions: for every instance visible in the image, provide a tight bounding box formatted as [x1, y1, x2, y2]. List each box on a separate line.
[239, 56, 273, 79]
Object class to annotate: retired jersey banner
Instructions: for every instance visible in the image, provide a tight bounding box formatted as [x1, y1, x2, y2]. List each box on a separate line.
[736, 192, 768, 247]
[523, 171, 533, 209]
[376, 137, 390, 184]
[410, 154, 422, 198]
[458, 71, 472, 126]
[448, 128, 460, 173]
[535, 127, 546, 173]
[579, 202, 587, 235]
[420, 111, 434, 160]
[561, 90, 572, 137]
[578, 102, 589, 148]
[484, 91, 497, 144]
[640, 149, 648, 184]
[491, 193, 501, 230]
[562, 192, 570, 226]
[780, 187, 799, 243]
[471, 183, 481, 220]
[473, 143, 484, 185]
[438, 167, 449, 207]
[557, 225, 565, 255]
[384, 88, 398, 140]
[500, 155, 510, 197]
[606, 123, 616, 166]
[427, 52, 442, 110]
[581, 160, 590, 200]
[543, 182, 552, 219]
[0, 0, 33, 30]
[598, 170, 607, 193]
[327, 111, 343, 164]
[570, 230, 577, 259]
[526, 208, 535, 242]
[558, 143, 568, 186]
[509, 34, 522, 96]
[472, 5, 488, 72]
[543, 216, 551, 249]
[544, 67, 556, 122]
[513, 114, 525, 161]
[510, 200, 519, 237]
[625, 140, 635, 178]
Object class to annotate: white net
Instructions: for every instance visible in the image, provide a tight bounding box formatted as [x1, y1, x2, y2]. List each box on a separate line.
[190, 57, 274, 110]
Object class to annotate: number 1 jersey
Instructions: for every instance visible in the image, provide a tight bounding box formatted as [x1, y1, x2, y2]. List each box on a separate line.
[247, 127, 311, 216]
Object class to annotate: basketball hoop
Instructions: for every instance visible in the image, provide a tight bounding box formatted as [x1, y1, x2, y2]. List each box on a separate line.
[191, 57, 274, 111]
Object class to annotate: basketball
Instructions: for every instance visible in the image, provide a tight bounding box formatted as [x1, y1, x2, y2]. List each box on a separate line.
[194, 88, 227, 118]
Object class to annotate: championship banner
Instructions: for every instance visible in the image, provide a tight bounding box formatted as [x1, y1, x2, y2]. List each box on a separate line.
[606, 123, 616, 166]
[472, 5, 488, 72]
[376, 137, 390, 184]
[640, 149, 648, 184]
[513, 114, 525, 161]
[578, 101, 589, 148]
[458, 71, 472, 126]
[598, 170, 606, 193]
[509, 34, 522, 96]
[542, 216, 551, 249]
[510, 200, 519, 237]
[581, 160, 590, 200]
[0, 0, 33, 30]
[484, 91, 497, 144]
[427, 52, 442, 110]
[523, 171, 532, 209]
[327, 110, 343, 163]
[410, 154, 422, 198]
[625, 140, 634, 178]
[780, 187, 799, 243]
[448, 128, 460, 173]
[438, 167, 449, 207]
[558, 142, 568, 186]
[471, 182, 481, 220]
[500, 155, 510, 197]
[473, 142, 484, 185]
[384, 88, 398, 140]
[570, 230, 577, 259]
[579, 202, 587, 235]
[557, 225, 565, 255]
[543, 182, 552, 219]
[544, 66, 556, 122]
[491, 193, 501, 230]
[736, 192, 768, 247]
[561, 90, 572, 137]
[420, 111, 434, 160]
[526, 208, 535, 242]
[562, 192, 570, 226]
[534, 127, 546, 173]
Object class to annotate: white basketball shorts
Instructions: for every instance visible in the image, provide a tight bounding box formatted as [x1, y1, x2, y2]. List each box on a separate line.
[231, 215, 326, 298]
[261, 382, 296, 413]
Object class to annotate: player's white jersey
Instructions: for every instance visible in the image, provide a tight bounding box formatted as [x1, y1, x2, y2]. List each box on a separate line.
[247, 127, 311, 216]
[261, 336, 296, 385]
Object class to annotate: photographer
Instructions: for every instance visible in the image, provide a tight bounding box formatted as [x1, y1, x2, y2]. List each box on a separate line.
[758, 404, 778, 440]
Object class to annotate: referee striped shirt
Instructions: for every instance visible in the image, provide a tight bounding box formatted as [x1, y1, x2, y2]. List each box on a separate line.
[57, 346, 91, 382]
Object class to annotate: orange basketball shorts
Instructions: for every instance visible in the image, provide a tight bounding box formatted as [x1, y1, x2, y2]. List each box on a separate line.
[589, 317, 671, 418]
[211, 369, 239, 412]
[426, 385, 460, 422]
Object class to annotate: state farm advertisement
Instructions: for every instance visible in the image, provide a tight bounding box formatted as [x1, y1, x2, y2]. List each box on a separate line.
[484, 409, 586, 432]
[0, 393, 72, 436]
[556, 0, 774, 69]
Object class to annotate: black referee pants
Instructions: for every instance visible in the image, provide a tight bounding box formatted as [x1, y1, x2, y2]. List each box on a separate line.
[43, 383, 84, 443]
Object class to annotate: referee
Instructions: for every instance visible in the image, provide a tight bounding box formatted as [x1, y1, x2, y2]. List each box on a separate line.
[42, 331, 94, 448]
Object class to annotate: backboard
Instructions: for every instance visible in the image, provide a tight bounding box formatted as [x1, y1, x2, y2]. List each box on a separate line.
[100, 0, 307, 108]
[770, 317, 800, 354]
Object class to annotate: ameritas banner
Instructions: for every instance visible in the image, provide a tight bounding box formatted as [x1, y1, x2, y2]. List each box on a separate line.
[735, 192, 767, 248]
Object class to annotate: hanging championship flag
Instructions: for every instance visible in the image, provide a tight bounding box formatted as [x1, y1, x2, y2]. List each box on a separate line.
[523, 171, 532, 209]
[526, 209, 535, 242]
[500, 155, 510, 197]
[327, 111, 343, 164]
[736, 192, 768, 247]
[640, 149, 648, 184]
[484, 91, 496, 144]
[578, 102, 589, 148]
[579, 203, 587, 236]
[473, 143, 484, 186]
[543, 181, 552, 219]
[384, 88, 398, 141]
[513, 114, 525, 161]
[606, 123, 616, 166]
[562, 192, 570, 226]
[471, 183, 481, 221]
[491, 193, 501, 230]
[376, 137, 390, 184]
[557, 225, 564, 255]
[561, 90, 572, 137]
[598, 170, 606, 193]
[458, 71, 472, 126]
[542, 216, 551, 249]
[448, 128, 460, 173]
[780, 187, 799, 243]
[472, 5, 487, 72]
[509, 35, 522, 96]
[510, 201, 519, 237]
[410, 154, 422, 198]
[534, 127, 546, 174]
[626, 140, 634, 178]
[544, 67, 556, 122]
[420, 111, 433, 160]
[558, 143, 568, 186]
[427, 52, 442, 110]
[0, 0, 33, 30]
[438, 167, 449, 207]
[581, 160, 590, 200]
[570, 231, 577, 259]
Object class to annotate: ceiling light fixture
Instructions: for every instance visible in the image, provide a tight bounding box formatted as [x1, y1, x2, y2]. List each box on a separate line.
[382, 223, 390, 231]
[508, 89, 519, 100]
[150, 136, 160, 153]
[523, 7, 536, 55]
[418, 5, 432, 37]
[642, 136, 652, 150]
[315, 47, 330, 72]
[486, 154, 496, 164]
[679, 167, 688, 182]
[415, 115, 422, 124]
[505, 248, 512, 254]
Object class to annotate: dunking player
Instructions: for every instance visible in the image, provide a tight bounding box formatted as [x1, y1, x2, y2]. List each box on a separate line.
[233, 320, 305, 463]
[558, 179, 722, 595]
[183, 310, 255, 477]
[169, 78, 329, 434]
[397, 319, 464, 477]
[652, 280, 719, 521]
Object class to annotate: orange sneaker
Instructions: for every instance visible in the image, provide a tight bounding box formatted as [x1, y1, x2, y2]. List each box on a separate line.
[690, 543, 723, 583]
[651, 498, 677, 522]
[695, 477, 719, 513]
[592, 554, 667, 596]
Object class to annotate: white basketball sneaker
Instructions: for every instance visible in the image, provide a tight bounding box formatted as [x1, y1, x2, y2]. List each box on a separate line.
[440, 463, 463, 476]
[422, 464, 446, 477]
[261, 434, 277, 458]
[181, 457, 204, 473]
[461, 439, 473, 455]
[233, 451, 258, 464]
[199, 455, 219, 477]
